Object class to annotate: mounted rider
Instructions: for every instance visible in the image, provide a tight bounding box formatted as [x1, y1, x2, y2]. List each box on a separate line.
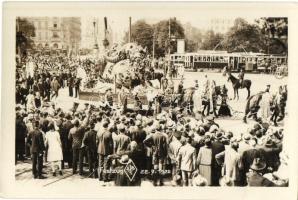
[238, 68, 245, 88]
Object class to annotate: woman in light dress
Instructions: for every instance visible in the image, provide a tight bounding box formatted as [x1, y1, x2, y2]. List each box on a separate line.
[197, 137, 212, 185]
[26, 89, 36, 112]
[45, 122, 63, 176]
[192, 81, 202, 119]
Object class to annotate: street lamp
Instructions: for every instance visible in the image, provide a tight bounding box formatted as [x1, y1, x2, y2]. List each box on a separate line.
[93, 19, 98, 50]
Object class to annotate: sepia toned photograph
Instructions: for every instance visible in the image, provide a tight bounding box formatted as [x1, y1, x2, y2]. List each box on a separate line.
[2, 2, 298, 199]
[14, 13, 289, 188]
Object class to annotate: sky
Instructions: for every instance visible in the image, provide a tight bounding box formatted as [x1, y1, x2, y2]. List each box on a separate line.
[75, 2, 286, 48]
[80, 15, 257, 48]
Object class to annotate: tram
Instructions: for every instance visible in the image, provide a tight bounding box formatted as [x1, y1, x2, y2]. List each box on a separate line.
[170, 51, 287, 72]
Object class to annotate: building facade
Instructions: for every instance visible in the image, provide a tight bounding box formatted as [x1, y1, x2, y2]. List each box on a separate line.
[26, 17, 81, 53]
[206, 18, 234, 33]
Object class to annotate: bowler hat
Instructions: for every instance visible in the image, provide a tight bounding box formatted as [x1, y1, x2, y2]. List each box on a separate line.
[215, 132, 223, 139]
[264, 138, 275, 147]
[173, 131, 182, 139]
[250, 158, 266, 171]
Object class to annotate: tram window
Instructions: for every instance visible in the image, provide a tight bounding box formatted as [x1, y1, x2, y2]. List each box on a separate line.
[206, 56, 210, 61]
[203, 56, 206, 61]
[197, 56, 201, 61]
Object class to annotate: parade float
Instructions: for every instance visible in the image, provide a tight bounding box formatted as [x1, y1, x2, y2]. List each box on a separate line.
[78, 42, 163, 106]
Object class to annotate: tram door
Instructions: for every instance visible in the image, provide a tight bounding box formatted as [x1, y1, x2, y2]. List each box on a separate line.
[234, 57, 239, 70]
[229, 56, 238, 70]
[190, 56, 194, 69]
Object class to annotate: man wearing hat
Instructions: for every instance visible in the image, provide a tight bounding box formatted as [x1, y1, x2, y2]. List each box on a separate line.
[211, 131, 225, 186]
[61, 113, 73, 168]
[68, 119, 84, 175]
[238, 134, 252, 156]
[144, 123, 168, 186]
[177, 134, 196, 186]
[246, 157, 276, 186]
[259, 137, 282, 172]
[104, 88, 113, 107]
[26, 120, 46, 179]
[50, 76, 60, 99]
[82, 121, 98, 178]
[215, 137, 243, 186]
[97, 120, 114, 183]
[114, 124, 131, 154]
[168, 130, 182, 185]
[16, 112, 27, 162]
[241, 138, 266, 186]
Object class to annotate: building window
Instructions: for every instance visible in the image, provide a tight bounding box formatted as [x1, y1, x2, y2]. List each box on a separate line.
[53, 43, 59, 49]
[38, 32, 41, 40]
[53, 32, 59, 38]
[53, 23, 57, 28]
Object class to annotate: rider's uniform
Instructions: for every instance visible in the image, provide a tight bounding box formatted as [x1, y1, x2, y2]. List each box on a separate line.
[238, 71, 245, 87]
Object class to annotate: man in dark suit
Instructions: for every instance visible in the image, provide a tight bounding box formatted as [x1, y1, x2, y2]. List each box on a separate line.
[211, 132, 225, 186]
[26, 121, 46, 179]
[97, 120, 113, 182]
[60, 113, 73, 169]
[82, 121, 98, 178]
[68, 120, 84, 175]
[241, 138, 265, 185]
[15, 113, 27, 162]
[144, 123, 168, 186]
[259, 138, 282, 172]
[67, 73, 74, 97]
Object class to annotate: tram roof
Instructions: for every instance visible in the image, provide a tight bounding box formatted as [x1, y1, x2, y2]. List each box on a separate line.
[171, 51, 286, 57]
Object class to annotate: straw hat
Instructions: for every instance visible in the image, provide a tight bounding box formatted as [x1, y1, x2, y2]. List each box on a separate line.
[192, 174, 208, 186]
[118, 155, 130, 165]
[219, 176, 233, 186]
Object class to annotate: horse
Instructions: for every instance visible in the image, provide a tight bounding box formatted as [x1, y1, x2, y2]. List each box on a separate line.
[243, 92, 264, 123]
[227, 72, 251, 100]
[243, 85, 287, 125]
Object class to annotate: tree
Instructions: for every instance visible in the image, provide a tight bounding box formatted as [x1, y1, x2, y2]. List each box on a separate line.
[124, 20, 154, 53]
[16, 17, 35, 56]
[183, 22, 203, 52]
[223, 18, 266, 53]
[256, 17, 287, 54]
[200, 30, 224, 50]
[153, 18, 185, 57]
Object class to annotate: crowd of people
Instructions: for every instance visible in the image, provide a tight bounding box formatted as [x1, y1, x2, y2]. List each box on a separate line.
[15, 54, 289, 187]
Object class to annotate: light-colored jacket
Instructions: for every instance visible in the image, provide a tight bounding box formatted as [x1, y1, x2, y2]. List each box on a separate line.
[178, 143, 197, 172]
[216, 146, 242, 181]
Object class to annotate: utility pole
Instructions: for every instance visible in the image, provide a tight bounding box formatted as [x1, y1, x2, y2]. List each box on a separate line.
[129, 17, 132, 43]
[168, 18, 171, 79]
[152, 32, 155, 60]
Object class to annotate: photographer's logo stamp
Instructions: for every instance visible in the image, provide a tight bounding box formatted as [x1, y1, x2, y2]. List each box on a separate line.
[124, 160, 137, 181]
